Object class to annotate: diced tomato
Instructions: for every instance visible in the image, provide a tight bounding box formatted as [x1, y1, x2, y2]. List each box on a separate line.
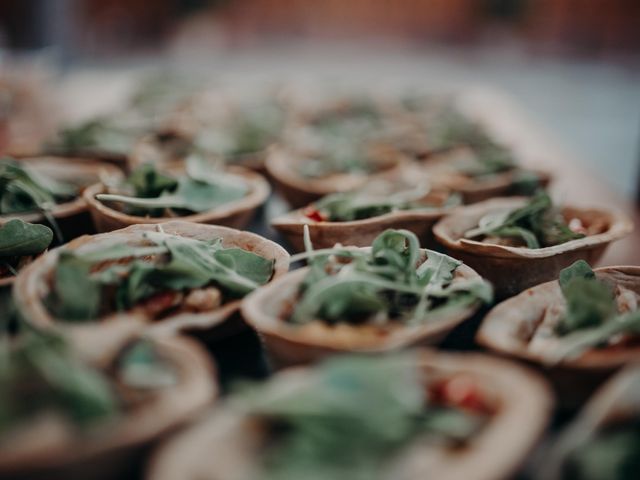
[139, 291, 181, 317]
[304, 207, 327, 222]
[431, 375, 489, 413]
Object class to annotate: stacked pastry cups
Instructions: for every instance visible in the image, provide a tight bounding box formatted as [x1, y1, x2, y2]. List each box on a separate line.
[434, 197, 633, 299]
[12, 221, 289, 345]
[0, 331, 217, 480]
[477, 265, 640, 408]
[147, 349, 552, 480]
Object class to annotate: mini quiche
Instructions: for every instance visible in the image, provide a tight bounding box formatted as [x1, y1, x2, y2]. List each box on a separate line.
[0, 219, 52, 288]
[271, 164, 460, 252]
[477, 261, 640, 407]
[148, 351, 551, 480]
[0, 327, 216, 480]
[242, 229, 491, 367]
[539, 364, 640, 480]
[434, 192, 632, 298]
[0, 156, 123, 242]
[13, 221, 289, 344]
[83, 155, 269, 232]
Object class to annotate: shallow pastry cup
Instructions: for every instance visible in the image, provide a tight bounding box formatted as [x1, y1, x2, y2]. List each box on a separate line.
[264, 145, 404, 208]
[2, 156, 123, 240]
[271, 186, 457, 252]
[538, 364, 640, 480]
[477, 266, 640, 407]
[241, 258, 485, 368]
[433, 197, 633, 299]
[12, 221, 290, 345]
[147, 349, 552, 480]
[0, 334, 217, 480]
[129, 133, 269, 173]
[83, 165, 270, 233]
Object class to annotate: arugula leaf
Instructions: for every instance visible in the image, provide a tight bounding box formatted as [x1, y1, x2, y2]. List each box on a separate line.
[0, 219, 52, 257]
[126, 163, 178, 198]
[551, 261, 640, 361]
[465, 191, 584, 248]
[289, 229, 491, 325]
[117, 340, 176, 389]
[49, 251, 102, 321]
[51, 117, 138, 156]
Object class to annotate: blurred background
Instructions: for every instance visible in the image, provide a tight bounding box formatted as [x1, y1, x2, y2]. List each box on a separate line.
[0, 0, 639, 199]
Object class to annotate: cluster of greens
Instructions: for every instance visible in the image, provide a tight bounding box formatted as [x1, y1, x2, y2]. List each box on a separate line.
[564, 418, 640, 480]
[288, 229, 492, 325]
[0, 219, 53, 278]
[465, 191, 584, 249]
[550, 261, 640, 361]
[47, 230, 274, 322]
[96, 156, 248, 217]
[309, 182, 458, 222]
[0, 158, 79, 241]
[0, 323, 175, 435]
[235, 353, 488, 480]
[50, 116, 141, 158]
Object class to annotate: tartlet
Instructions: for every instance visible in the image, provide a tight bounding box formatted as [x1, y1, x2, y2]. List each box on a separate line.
[0, 332, 216, 480]
[1, 156, 123, 240]
[242, 230, 490, 367]
[539, 364, 640, 480]
[265, 144, 404, 208]
[271, 166, 460, 251]
[434, 196, 632, 298]
[12, 221, 289, 344]
[421, 147, 552, 204]
[147, 350, 552, 480]
[83, 164, 270, 232]
[477, 265, 640, 406]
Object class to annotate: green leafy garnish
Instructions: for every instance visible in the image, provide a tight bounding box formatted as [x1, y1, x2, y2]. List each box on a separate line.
[310, 180, 458, 222]
[234, 353, 487, 480]
[288, 229, 492, 325]
[46, 231, 274, 322]
[96, 156, 248, 217]
[0, 328, 117, 432]
[464, 191, 584, 248]
[0, 219, 52, 277]
[117, 339, 176, 389]
[549, 261, 640, 361]
[50, 116, 140, 156]
[0, 158, 77, 242]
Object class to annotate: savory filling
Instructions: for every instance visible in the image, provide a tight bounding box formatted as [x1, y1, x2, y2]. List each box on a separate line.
[0, 219, 52, 280]
[464, 191, 587, 249]
[528, 260, 640, 362]
[284, 229, 491, 337]
[0, 327, 175, 436]
[95, 156, 249, 218]
[302, 177, 459, 222]
[234, 354, 492, 480]
[563, 418, 640, 480]
[45, 230, 274, 322]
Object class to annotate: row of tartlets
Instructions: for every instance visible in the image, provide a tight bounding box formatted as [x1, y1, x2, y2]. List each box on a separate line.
[1, 84, 638, 480]
[2, 217, 638, 480]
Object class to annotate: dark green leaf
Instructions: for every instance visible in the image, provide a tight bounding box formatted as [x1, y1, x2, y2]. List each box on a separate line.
[0, 219, 53, 257]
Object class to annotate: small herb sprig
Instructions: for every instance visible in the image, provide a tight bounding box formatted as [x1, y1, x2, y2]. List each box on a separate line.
[0, 158, 77, 242]
[549, 261, 640, 362]
[0, 219, 53, 278]
[234, 353, 488, 480]
[287, 228, 492, 325]
[47, 230, 274, 322]
[96, 156, 248, 217]
[464, 191, 584, 249]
